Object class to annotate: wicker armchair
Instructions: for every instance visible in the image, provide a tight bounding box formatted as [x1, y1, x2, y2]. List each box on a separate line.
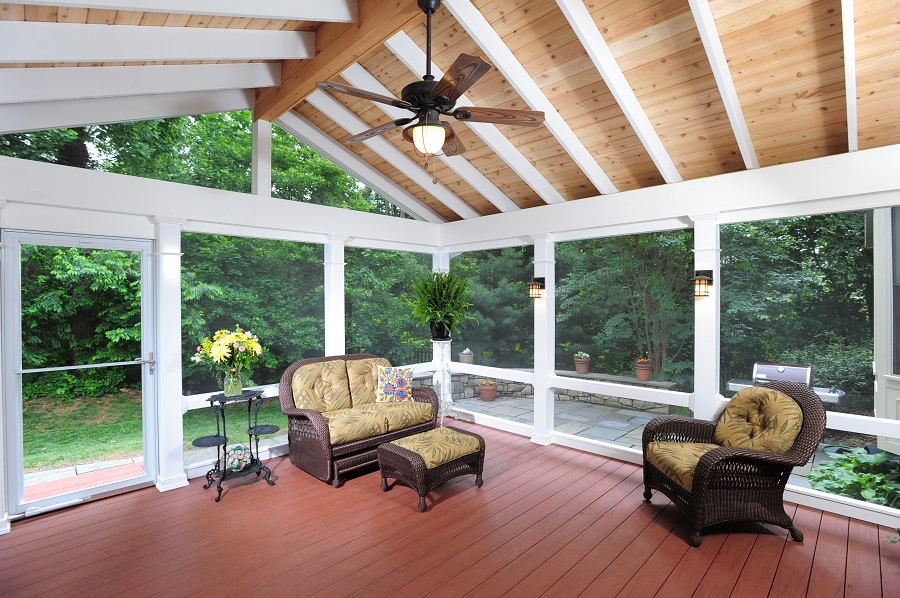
[279, 354, 439, 487]
[642, 380, 826, 546]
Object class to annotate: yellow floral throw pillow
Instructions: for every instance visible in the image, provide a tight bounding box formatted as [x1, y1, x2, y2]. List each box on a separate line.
[713, 386, 803, 453]
[375, 365, 415, 402]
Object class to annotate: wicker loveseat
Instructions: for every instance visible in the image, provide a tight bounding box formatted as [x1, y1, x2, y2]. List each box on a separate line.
[279, 354, 438, 487]
[642, 380, 826, 546]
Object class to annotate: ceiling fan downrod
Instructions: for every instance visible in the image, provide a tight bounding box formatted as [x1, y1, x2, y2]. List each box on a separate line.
[418, 0, 441, 81]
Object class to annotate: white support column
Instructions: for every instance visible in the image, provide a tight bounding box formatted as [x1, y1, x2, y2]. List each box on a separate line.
[431, 249, 453, 421]
[251, 118, 272, 197]
[691, 213, 723, 421]
[432, 250, 450, 273]
[532, 235, 555, 445]
[324, 237, 346, 356]
[153, 218, 189, 492]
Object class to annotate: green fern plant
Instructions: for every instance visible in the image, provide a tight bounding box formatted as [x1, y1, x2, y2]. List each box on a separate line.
[409, 270, 476, 331]
[808, 448, 900, 508]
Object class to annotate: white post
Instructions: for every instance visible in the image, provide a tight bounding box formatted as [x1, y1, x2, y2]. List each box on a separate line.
[432, 250, 452, 422]
[153, 218, 189, 492]
[251, 118, 272, 197]
[532, 234, 555, 445]
[691, 213, 723, 421]
[324, 237, 346, 356]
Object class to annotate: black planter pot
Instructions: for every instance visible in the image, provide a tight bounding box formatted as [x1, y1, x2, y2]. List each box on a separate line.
[429, 321, 451, 340]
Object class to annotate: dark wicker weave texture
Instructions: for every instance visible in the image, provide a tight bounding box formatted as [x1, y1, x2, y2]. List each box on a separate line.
[278, 354, 439, 487]
[378, 426, 485, 512]
[642, 380, 826, 547]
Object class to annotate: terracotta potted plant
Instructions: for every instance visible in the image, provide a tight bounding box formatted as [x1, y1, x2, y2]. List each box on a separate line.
[459, 347, 474, 364]
[479, 378, 498, 401]
[634, 356, 652, 381]
[573, 351, 591, 374]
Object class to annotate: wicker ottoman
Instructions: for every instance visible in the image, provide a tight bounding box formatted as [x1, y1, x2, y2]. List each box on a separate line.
[378, 426, 485, 512]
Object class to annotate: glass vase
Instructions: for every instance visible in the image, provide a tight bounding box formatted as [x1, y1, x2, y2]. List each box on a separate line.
[223, 370, 243, 397]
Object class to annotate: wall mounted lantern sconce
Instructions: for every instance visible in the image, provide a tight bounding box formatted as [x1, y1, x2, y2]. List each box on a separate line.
[528, 277, 546, 299]
[691, 270, 713, 297]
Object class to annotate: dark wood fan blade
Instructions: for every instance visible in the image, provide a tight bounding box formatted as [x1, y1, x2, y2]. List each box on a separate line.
[441, 125, 465, 156]
[343, 118, 413, 144]
[430, 54, 492, 106]
[317, 81, 413, 110]
[453, 106, 545, 127]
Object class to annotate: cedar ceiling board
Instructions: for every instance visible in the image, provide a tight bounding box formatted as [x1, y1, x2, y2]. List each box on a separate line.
[595, 0, 741, 179]
[855, 0, 900, 150]
[58, 6, 87, 22]
[1, 4, 25, 19]
[475, 0, 561, 34]
[716, 0, 844, 164]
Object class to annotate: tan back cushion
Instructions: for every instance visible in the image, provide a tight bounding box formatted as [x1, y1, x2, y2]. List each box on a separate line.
[291, 360, 352, 412]
[713, 386, 804, 453]
[346, 357, 391, 406]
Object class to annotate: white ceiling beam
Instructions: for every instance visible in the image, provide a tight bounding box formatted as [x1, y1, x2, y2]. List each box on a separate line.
[0, 64, 279, 105]
[841, 0, 858, 152]
[19, 0, 357, 22]
[340, 62, 519, 213]
[307, 89, 480, 220]
[0, 22, 314, 63]
[385, 31, 565, 205]
[442, 0, 618, 195]
[0, 89, 253, 134]
[687, 0, 759, 169]
[556, 0, 682, 183]
[276, 111, 445, 223]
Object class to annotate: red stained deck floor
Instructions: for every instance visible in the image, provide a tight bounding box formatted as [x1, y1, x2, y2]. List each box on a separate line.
[0, 420, 897, 597]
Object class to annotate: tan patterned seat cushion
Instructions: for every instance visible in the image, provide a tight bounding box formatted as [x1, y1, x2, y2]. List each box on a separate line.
[645, 442, 721, 492]
[321, 402, 433, 446]
[391, 427, 480, 469]
[321, 408, 389, 445]
[713, 386, 803, 453]
[346, 357, 391, 406]
[291, 360, 352, 412]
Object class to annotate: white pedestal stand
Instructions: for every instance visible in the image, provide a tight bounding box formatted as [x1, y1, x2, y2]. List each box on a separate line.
[431, 339, 453, 425]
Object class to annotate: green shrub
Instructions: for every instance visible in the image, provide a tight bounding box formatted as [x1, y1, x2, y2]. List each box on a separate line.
[808, 448, 900, 508]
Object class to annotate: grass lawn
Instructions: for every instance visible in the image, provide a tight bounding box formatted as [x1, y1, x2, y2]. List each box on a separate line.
[23, 390, 286, 472]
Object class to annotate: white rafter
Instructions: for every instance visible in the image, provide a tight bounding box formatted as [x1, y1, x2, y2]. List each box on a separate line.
[385, 31, 565, 205]
[442, 0, 618, 195]
[0, 64, 279, 105]
[0, 22, 314, 64]
[276, 111, 445, 223]
[0, 89, 253, 134]
[841, 0, 858, 152]
[340, 62, 519, 213]
[687, 0, 759, 169]
[306, 89, 480, 220]
[556, 0, 682, 183]
[20, 0, 357, 22]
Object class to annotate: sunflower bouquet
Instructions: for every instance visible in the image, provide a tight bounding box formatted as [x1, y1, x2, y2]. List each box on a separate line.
[192, 325, 263, 395]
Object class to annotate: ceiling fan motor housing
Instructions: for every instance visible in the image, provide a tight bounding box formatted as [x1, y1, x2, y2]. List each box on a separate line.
[401, 78, 451, 111]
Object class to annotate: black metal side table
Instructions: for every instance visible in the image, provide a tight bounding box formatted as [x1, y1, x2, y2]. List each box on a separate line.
[191, 389, 278, 502]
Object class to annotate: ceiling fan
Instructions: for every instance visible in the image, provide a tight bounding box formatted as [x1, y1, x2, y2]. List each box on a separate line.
[316, 0, 545, 157]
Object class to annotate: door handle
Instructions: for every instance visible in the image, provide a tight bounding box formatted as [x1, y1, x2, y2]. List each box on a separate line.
[135, 352, 155, 375]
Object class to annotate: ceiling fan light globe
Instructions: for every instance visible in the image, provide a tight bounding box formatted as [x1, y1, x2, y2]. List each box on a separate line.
[412, 123, 446, 155]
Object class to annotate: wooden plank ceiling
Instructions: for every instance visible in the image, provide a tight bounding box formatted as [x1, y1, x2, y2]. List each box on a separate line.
[2, 0, 898, 222]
